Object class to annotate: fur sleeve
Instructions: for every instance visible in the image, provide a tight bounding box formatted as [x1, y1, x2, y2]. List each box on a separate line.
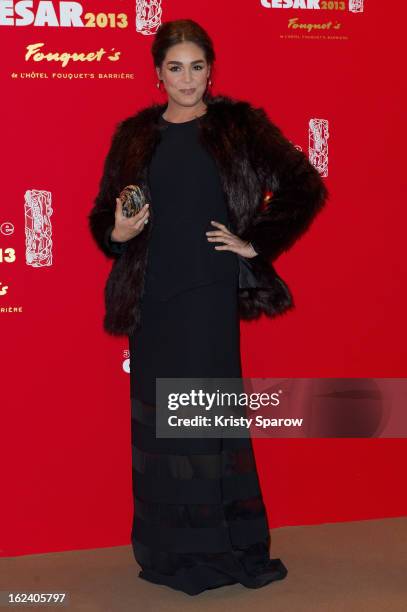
[243, 105, 329, 261]
[87, 117, 133, 259]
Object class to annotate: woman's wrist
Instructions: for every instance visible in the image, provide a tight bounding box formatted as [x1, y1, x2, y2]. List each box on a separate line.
[249, 242, 258, 256]
[111, 227, 126, 243]
[245, 240, 259, 258]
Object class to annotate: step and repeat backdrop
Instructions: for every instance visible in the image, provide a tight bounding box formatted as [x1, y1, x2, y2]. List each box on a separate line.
[1, 1, 405, 555]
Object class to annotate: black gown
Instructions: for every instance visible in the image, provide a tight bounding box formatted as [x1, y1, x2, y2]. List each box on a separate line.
[109, 114, 288, 595]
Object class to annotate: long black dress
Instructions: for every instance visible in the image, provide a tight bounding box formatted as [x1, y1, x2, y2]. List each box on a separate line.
[110, 114, 288, 595]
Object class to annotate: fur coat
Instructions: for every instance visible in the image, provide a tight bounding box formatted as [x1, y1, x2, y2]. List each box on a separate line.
[88, 93, 329, 337]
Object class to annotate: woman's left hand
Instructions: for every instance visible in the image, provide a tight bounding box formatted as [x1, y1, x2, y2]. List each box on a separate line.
[206, 221, 258, 259]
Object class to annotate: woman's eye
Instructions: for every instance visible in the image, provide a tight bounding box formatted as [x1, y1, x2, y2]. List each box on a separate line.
[169, 65, 204, 72]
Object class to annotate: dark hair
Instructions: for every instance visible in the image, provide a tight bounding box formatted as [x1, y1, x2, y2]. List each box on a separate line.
[151, 19, 215, 70]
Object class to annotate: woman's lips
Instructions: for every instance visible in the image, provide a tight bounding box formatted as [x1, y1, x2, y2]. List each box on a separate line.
[180, 88, 196, 94]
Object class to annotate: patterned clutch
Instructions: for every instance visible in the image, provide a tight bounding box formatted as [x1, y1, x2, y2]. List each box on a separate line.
[118, 184, 147, 218]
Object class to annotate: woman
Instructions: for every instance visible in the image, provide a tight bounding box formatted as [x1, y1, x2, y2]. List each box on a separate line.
[88, 19, 328, 596]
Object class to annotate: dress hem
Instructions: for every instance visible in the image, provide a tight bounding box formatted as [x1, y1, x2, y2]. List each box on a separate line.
[137, 557, 288, 596]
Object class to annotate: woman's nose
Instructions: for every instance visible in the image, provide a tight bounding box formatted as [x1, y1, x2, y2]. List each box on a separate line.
[183, 70, 193, 84]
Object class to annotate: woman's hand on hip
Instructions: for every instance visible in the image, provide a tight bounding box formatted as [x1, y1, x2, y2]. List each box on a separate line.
[206, 221, 258, 259]
[111, 198, 150, 242]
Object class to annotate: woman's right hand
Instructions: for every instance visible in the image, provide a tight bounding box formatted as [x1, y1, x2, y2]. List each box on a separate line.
[110, 198, 150, 243]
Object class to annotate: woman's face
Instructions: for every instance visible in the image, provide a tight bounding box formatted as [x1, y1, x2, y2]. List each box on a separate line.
[156, 41, 210, 109]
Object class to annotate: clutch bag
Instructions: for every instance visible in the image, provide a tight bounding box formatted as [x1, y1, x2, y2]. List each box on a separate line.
[118, 184, 147, 218]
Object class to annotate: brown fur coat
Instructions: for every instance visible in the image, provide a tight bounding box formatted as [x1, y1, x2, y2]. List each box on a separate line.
[88, 94, 329, 336]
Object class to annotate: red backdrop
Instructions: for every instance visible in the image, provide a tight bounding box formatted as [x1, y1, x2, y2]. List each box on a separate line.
[1, 1, 405, 556]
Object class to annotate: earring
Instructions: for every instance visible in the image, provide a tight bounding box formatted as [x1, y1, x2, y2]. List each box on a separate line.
[156, 80, 161, 89]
